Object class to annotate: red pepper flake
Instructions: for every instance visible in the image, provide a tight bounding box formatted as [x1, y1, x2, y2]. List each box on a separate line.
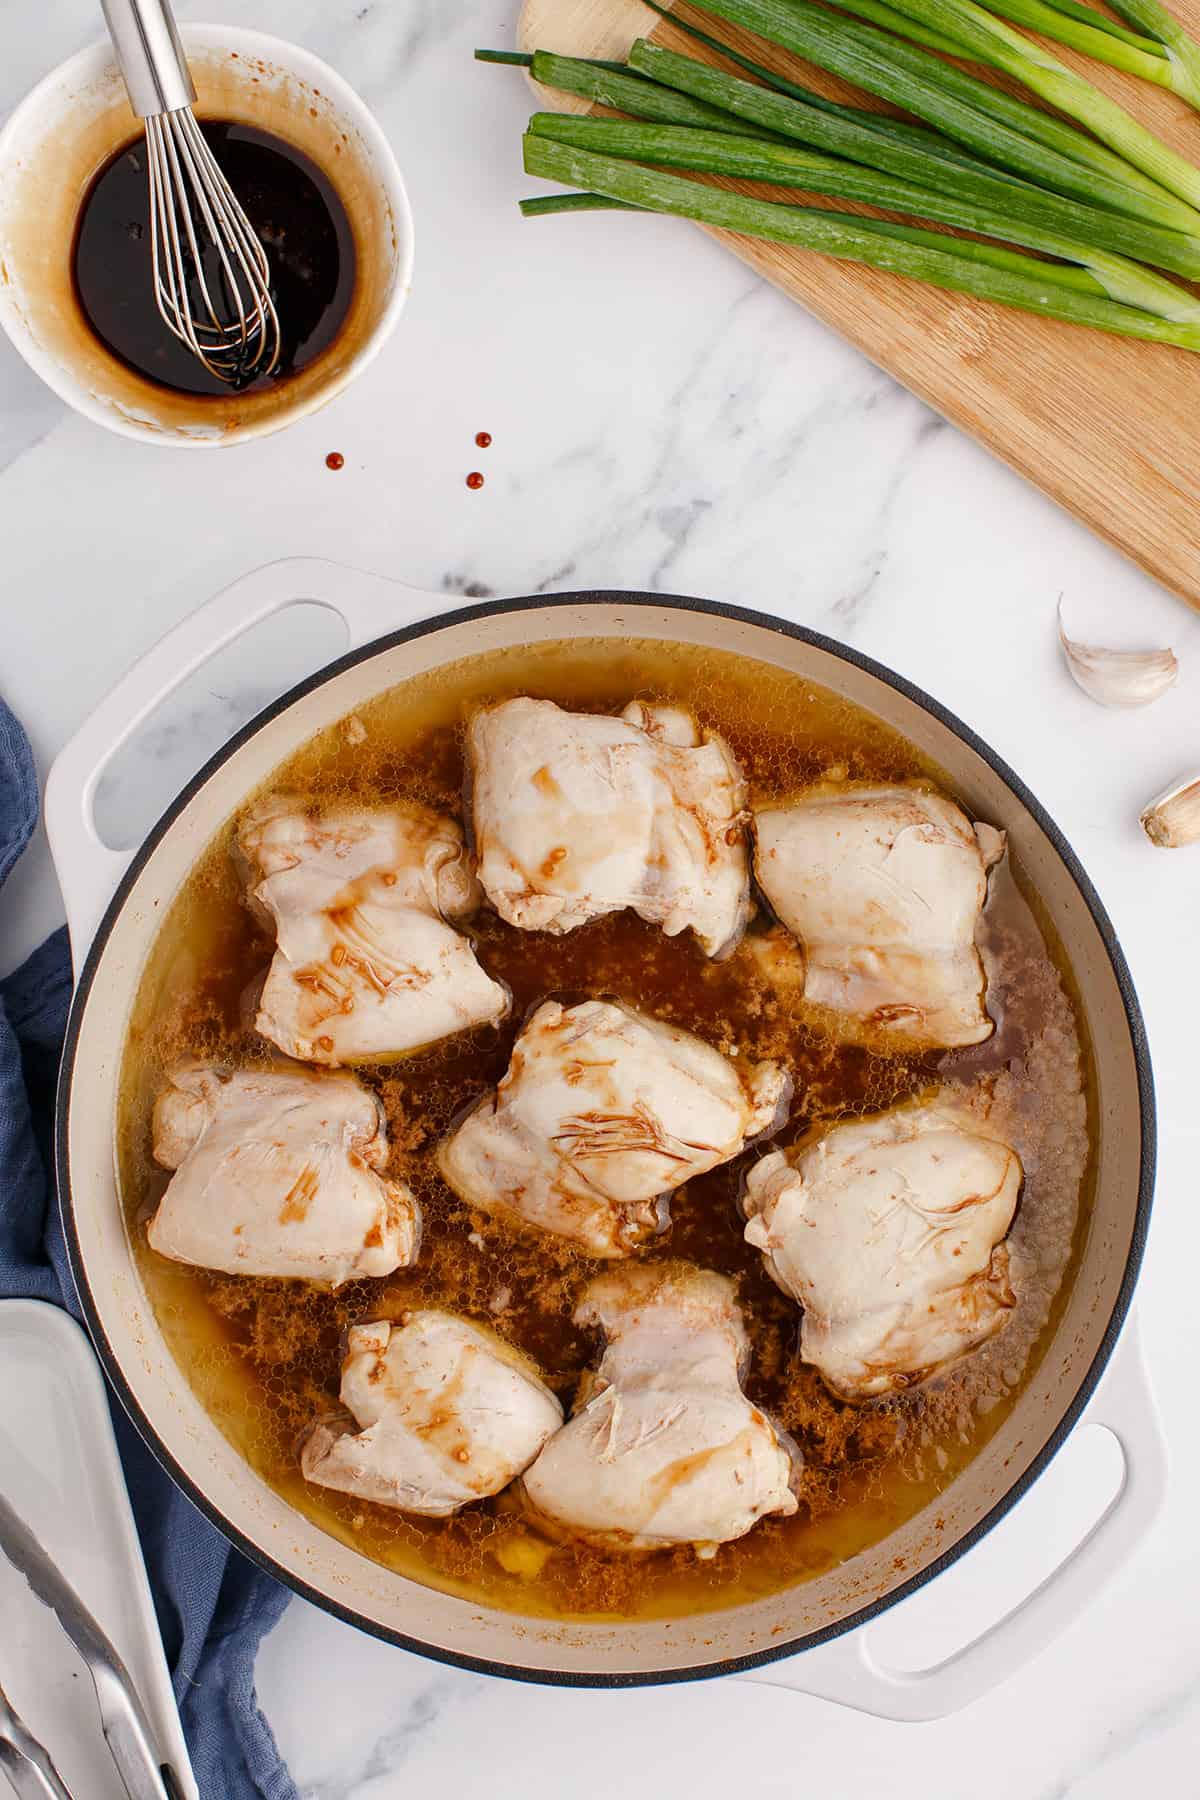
[475, 431, 492, 448]
[325, 451, 345, 471]
[466, 471, 485, 490]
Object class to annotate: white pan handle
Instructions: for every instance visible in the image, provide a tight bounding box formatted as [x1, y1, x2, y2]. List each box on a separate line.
[45, 556, 445, 963]
[738, 1312, 1165, 1721]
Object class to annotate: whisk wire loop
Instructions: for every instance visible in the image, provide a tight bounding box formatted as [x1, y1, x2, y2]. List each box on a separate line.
[146, 108, 281, 384]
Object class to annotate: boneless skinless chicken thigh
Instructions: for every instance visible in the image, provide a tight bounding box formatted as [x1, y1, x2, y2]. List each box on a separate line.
[438, 999, 789, 1257]
[754, 783, 1004, 1049]
[239, 796, 509, 1065]
[743, 1098, 1022, 1399]
[300, 1312, 563, 1515]
[149, 1062, 421, 1283]
[520, 1264, 799, 1550]
[468, 698, 753, 957]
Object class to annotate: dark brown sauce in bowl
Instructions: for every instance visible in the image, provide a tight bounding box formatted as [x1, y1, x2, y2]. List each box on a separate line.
[117, 638, 1092, 1622]
[72, 122, 356, 397]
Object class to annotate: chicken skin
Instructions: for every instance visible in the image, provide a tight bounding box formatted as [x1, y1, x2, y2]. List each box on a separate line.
[149, 1062, 420, 1284]
[520, 1263, 799, 1550]
[753, 783, 1004, 1049]
[743, 1097, 1022, 1399]
[437, 999, 789, 1257]
[239, 796, 508, 1066]
[468, 698, 753, 957]
[300, 1312, 563, 1515]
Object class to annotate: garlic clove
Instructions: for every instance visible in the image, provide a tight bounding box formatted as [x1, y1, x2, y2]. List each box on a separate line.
[1140, 773, 1200, 849]
[1058, 603, 1178, 709]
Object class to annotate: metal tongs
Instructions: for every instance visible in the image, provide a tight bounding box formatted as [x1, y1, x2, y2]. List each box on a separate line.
[0, 1491, 181, 1799]
[0, 1673, 72, 1799]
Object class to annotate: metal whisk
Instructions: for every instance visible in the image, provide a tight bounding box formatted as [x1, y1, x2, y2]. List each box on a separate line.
[100, 0, 281, 385]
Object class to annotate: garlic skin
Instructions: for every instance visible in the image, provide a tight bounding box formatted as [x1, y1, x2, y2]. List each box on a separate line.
[1141, 773, 1200, 849]
[1058, 605, 1178, 709]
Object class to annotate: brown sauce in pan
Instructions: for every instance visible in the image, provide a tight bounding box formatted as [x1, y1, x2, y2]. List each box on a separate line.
[116, 638, 1092, 1621]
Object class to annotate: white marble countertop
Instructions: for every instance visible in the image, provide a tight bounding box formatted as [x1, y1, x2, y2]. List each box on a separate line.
[3, 1, 1200, 1795]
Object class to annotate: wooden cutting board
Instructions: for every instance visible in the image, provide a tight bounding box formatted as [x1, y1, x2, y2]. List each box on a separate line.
[518, 0, 1200, 609]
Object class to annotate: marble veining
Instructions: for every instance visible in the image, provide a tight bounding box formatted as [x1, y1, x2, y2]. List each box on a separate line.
[2, 0, 1200, 1794]
[1037, 1666, 1200, 1799]
[295, 1674, 479, 1800]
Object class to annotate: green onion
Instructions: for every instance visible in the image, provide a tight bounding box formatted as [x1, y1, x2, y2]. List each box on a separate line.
[687, 0, 1200, 226]
[523, 133, 1200, 346]
[831, 215, 1105, 289]
[525, 48, 781, 138]
[519, 191, 643, 215]
[829, 0, 983, 53]
[844, 0, 1175, 77]
[522, 41, 1014, 179]
[521, 185, 1108, 292]
[1051, 0, 1200, 115]
[1108, 0, 1200, 43]
[875, 0, 1200, 172]
[639, 0, 1011, 173]
[1013, 0, 1164, 50]
[812, 10, 1179, 193]
[626, 40, 1200, 272]
[981, 0, 1168, 64]
[1106, 0, 1200, 101]
[643, 0, 964, 59]
[529, 113, 1200, 317]
[476, 47, 642, 75]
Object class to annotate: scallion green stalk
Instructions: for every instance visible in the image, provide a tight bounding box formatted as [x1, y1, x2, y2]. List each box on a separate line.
[1106, 0, 1200, 101]
[815, 0, 979, 55]
[875, 0, 1200, 165]
[640, 0, 1009, 172]
[519, 191, 643, 215]
[520, 186, 1110, 293]
[529, 112, 1200, 317]
[832, 215, 1105, 288]
[976, 0, 1170, 69]
[514, 41, 993, 180]
[524, 48, 780, 138]
[838, 0, 1176, 79]
[1015, 0, 1165, 50]
[476, 47, 650, 75]
[625, 40, 1200, 272]
[522, 133, 1200, 346]
[687, 0, 1200, 226]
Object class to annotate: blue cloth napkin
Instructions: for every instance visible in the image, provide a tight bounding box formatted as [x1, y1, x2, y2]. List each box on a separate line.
[0, 696, 298, 1800]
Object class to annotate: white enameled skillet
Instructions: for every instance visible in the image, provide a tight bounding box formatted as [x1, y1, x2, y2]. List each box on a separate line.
[47, 558, 1164, 1718]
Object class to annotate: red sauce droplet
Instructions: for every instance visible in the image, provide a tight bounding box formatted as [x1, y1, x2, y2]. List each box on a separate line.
[475, 431, 492, 448]
[325, 451, 344, 471]
[466, 471, 485, 490]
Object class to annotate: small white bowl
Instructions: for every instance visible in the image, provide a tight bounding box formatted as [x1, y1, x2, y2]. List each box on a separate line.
[0, 25, 414, 447]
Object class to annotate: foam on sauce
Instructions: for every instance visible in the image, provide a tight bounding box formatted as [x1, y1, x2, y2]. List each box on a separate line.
[117, 637, 1092, 1621]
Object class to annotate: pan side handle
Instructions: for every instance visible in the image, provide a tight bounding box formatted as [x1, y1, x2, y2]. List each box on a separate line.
[44, 557, 445, 962]
[736, 1312, 1166, 1721]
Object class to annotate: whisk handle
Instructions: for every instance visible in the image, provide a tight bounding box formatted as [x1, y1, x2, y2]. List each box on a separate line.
[100, 0, 196, 117]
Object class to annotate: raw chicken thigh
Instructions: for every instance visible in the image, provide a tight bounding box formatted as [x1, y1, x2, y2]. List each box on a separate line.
[520, 1263, 799, 1550]
[743, 1098, 1022, 1399]
[468, 697, 753, 957]
[149, 1062, 420, 1283]
[239, 796, 508, 1065]
[438, 999, 789, 1257]
[753, 783, 1004, 1048]
[300, 1312, 563, 1514]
